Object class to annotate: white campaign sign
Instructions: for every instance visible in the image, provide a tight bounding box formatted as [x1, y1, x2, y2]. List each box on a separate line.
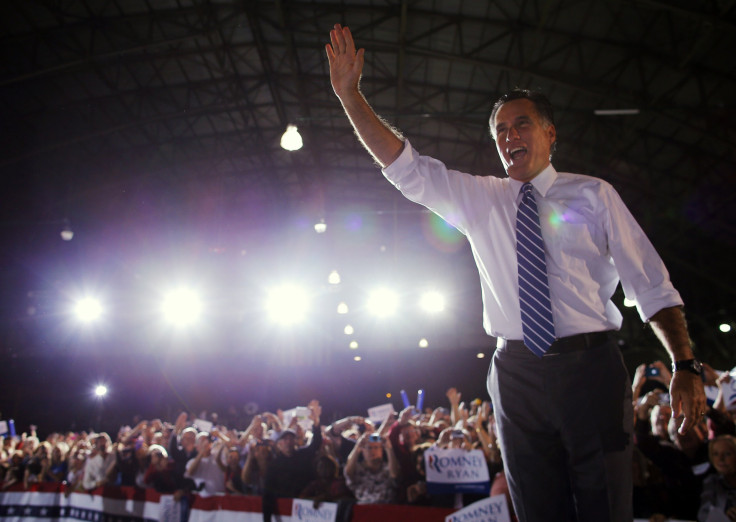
[425, 447, 490, 484]
[445, 495, 510, 522]
[290, 498, 337, 522]
[367, 403, 396, 425]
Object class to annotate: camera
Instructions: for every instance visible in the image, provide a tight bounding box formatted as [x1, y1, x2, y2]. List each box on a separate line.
[368, 433, 381, 443]
[645, 366, 660, 377]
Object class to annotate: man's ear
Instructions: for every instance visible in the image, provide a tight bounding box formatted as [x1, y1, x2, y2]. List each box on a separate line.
[547, 123, 557, 147]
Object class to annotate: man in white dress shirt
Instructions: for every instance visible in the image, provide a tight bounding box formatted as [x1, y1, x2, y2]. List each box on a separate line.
[326, 23, 706, 521]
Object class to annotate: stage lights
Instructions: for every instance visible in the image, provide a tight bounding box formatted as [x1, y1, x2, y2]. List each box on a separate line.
[94, 384, 108, 397]
[162, 288, 203, 327]
[366, 288, 399, 317]
[74, 297, 103, 322]
[419, 291, 445, 313]
[265, 284, 309, 325]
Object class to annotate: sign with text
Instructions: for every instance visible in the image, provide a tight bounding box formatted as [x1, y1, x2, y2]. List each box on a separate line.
[425, 447, 490, 495]
[367, 403, 396, 425]
[159, 495, 182, 522]
[291, 498, 337, 522]
[282, 407, 314, 432]
[445, 495, 510, 522]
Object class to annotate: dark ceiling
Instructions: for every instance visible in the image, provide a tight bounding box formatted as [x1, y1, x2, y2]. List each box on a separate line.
[1, 0, 735, 429]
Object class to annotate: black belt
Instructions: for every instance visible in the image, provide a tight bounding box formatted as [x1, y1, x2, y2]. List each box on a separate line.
[498, 331, 611, 356]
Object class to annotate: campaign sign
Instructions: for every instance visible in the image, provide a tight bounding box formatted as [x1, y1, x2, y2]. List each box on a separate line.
[192, 418, 213, 433]
[158, 495, 182, 522]
[445, 495, 510, 522]
[291, 498, 337, 522]
[283, 407, 314, 432]
[367, 403, 396, 425]
[425, 447, 490, 495]
[0, 421, 7, 436]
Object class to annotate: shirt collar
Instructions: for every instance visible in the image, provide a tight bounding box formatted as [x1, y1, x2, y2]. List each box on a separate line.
[509, 163, 558, 199]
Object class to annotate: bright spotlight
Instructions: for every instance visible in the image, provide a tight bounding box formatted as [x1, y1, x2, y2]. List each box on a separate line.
[420, 291, 445, 313]
[265, 285, 309, 325]
[623, 297, 636, 308]
[94, 384, 108, 397]
[418, 338, 429, 348]
[74, 297, 103, 322]
[720, 323, 732, 333]
[349, 341, 358, 349]
[353, 356, 362, 362]
[328, 270, 341, 285]
[162, 288, 203, 326]
[367, 288, 399, 317]
[476, 352, 485, 359]
[344, 324, 354, 335]
[337, 302, 349, 314]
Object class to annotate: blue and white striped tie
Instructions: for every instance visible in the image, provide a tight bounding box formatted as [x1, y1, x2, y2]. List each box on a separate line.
[516, 182, 556, 357]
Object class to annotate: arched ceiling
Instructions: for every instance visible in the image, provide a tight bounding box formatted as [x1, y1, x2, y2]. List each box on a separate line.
[1, 0, 735, 372]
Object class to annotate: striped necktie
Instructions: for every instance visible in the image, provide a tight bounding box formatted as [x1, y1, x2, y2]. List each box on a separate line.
[516, 182, 556, 356]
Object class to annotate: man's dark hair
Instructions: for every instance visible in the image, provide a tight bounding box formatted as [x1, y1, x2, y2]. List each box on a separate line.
[490, 88, 557, 156]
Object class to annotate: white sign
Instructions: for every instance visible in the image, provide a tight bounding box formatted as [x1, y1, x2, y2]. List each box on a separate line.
[445, 495, 510, 522]
[192, 418, 213, 433]
[367, 403, 396, 425]
[0, 421, 7, 436]
[291, 498, 337, 522]
[282, 407, 314, 432]
[159, 495, 182, 522]
[425, 447, 490, 495]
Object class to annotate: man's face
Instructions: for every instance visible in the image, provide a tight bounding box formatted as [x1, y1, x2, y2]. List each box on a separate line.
[492, 98, 556, 182]
[277, 434, 296, 457]
[181, 431, 196, 452]
[361, 441, 383, 462]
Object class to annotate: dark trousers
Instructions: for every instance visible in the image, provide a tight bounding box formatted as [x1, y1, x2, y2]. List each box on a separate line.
[488, 336, 633, 522]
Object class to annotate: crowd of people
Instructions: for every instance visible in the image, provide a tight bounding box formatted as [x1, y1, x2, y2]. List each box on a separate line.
[2, 361, 736, 521]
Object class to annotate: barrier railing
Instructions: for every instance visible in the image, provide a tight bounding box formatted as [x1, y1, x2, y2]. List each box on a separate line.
[0, 483, 455, 521]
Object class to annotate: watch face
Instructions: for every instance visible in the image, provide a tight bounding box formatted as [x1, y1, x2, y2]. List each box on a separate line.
[693, 360, 703, 373]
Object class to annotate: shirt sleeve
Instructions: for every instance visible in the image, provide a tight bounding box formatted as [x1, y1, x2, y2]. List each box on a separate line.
[382, 140, 486, 234]
[601, 183, 683, 321]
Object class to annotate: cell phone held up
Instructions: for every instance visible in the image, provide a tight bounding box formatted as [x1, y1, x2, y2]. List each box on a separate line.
[645, 366, 660, 378]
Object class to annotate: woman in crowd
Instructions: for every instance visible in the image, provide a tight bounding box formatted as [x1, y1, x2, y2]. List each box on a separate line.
[699, 435, 736, 521]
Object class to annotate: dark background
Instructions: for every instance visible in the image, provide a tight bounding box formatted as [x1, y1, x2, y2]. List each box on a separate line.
[1, 0, 735, 437]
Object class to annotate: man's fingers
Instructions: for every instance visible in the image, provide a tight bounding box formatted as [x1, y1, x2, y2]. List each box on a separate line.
[344, 26, 356, 55]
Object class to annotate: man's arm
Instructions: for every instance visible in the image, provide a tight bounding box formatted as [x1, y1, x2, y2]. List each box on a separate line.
[326, 24, 404, 168]
[649, 306, 706, 434]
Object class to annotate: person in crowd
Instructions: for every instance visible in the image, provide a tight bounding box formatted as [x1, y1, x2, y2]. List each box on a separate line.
[242, 438, 273, 495]
[82, 433, 115, 491]
[23, 442, 50, 488]
[2, 450, 25, 490]
[636, 388, 701, 519]
[344, 432, 399, 504]
[388, 407, 421, 502]
[699, 434, 736, 521]
[326, 22, 705, 521]
[43, 443, 69, 483]
[184, 432, 226, 496]
[325, 416, 367, 466]
[169, 413, 198, 492]
[262, 400, 322, 521]
[216, 442, 244, 495]
[299, 454, 353, 506]
[144, 444, 181, 495]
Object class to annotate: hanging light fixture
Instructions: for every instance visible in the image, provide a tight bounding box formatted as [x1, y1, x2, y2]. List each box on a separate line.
[280, 124, 303, 151]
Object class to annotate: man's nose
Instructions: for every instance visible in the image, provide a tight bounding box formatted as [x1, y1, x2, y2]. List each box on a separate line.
[506, 126, 520, 141]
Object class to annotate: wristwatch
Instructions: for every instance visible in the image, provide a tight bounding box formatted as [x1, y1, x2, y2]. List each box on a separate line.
[672, 359, 703, 376]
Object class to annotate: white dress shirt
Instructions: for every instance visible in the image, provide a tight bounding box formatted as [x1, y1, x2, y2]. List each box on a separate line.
[382, 140, 683, 343]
